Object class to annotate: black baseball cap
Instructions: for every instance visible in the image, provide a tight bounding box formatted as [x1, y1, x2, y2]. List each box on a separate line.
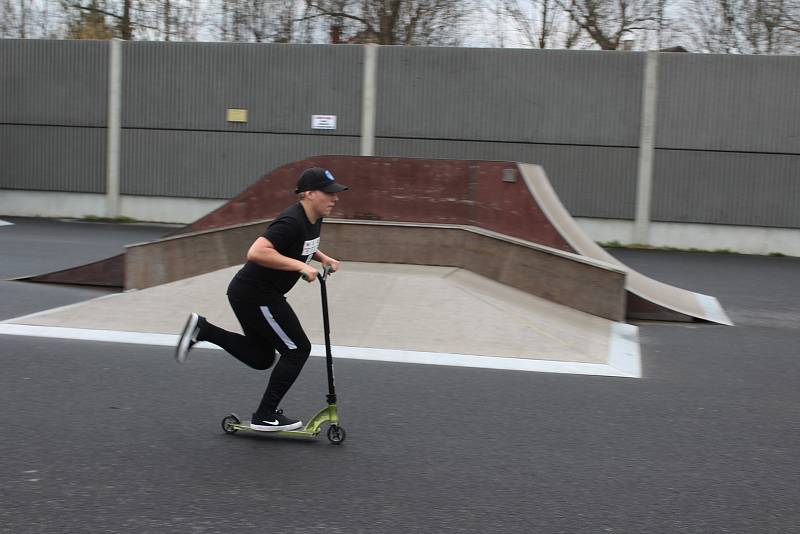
[294, 167, 349, 194]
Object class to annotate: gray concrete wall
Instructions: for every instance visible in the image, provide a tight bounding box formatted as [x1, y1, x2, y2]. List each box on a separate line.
[375, 48, 643, 146]
[651, 53, 800, 228]
[120, 130, 358, 198]
[652, 150, 800, 228]
[0, 39, 108, 193]
[0, 125, 106, 193]
[122, 42, 364, 134]
[656, 53, 800, 154]
[120, 42, 363, 198]
[0, 39, 108, 126]
[1, 40, 799, 230]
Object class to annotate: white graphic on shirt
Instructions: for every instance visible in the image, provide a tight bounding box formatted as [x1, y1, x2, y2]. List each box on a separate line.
[302, 237, 320, 263]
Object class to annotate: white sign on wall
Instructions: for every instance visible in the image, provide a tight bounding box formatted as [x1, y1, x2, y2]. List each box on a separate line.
[311, 115, 337, 130]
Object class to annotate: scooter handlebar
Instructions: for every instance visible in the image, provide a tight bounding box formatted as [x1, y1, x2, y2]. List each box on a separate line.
[319, 263, 335, 281]
[301, 264, 335, 282]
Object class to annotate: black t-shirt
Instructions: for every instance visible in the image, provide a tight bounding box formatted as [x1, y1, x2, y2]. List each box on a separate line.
[228, 202, 322, 299]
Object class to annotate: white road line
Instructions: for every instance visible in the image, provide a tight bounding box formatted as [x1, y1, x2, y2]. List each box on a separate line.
[0, 324, 641, 379]
[0, 219, 14, 226]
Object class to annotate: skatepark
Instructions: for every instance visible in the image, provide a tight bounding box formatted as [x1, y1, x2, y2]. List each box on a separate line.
[6, 157, 661, 379]
[3, 41, 800, 533]
[2, 157, 799, 533]
[3, 157, 741, 381]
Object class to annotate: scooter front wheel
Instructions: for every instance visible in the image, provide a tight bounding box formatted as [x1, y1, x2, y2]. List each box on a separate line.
[222, 414, 241, 434]
[327, 424, 346, 444]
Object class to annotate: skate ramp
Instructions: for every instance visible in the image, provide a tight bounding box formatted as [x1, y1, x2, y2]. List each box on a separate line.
[14, 156, 732, 324]
[123, 219, 628, 321]
[14, 254, 125, 287]
[518, 164, 732, 326]
[1, 262, 641, 378]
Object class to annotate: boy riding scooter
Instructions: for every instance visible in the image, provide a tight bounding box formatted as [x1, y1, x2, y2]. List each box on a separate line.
[175, 167, 348, 432]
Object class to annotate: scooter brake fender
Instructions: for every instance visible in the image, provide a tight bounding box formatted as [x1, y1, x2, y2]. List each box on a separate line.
[303, 404, 339, 434]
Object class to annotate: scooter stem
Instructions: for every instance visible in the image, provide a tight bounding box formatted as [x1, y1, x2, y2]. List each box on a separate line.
[317, 267, 336, 404]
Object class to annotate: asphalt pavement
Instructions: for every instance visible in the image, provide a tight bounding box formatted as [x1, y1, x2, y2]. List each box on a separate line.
[1, 217, 798, 533]
[0, 217, 172, 320]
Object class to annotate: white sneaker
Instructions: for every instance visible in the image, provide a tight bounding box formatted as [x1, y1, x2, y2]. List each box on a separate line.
[175, 313, 201, 364]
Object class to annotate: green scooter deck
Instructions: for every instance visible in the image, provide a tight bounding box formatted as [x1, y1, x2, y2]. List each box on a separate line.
[231, 422, 321, 439]
[221, 404, 345, 444]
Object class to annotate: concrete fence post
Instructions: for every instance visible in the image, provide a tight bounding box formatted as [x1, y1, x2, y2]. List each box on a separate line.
[360, 44, 378, 157]
[106, 38, 122, 218]
[633, 51, 659, 245]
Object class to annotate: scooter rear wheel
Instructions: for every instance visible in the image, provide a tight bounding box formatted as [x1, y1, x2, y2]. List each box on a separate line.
[327, 424, 346, 444]
[222, 414, 241, 434]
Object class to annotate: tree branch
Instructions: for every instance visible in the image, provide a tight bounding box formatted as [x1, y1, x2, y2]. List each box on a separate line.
[296, 9, 372, 28]
[70, 4, 123, 21]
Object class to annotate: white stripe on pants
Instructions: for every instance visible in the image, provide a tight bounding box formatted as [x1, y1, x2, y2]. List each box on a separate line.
[259, 305, 298, 350]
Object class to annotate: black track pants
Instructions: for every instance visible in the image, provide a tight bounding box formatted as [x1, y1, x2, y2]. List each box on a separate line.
[199, 295, 311, 416]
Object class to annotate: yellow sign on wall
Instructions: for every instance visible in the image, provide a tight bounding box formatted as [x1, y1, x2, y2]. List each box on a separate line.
[226, 108, 248, 123]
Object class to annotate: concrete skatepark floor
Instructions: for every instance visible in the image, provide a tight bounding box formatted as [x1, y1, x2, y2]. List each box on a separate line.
[3, 262, 637, 375]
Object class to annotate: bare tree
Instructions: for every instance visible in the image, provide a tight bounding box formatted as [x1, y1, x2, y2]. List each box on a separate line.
[655, 0, 667, 47]
[0, 0, 52, 38]
[303, 0, 466, 45]
[783, 0, 800, 32]
[19, 0, 27, 36]
[62, 0, 137, 39]
[502, 0, 563, 48]
[216, 0, 296, 42]
[63, 0, 116, 38]
[747, 0, 789, 52]
[555, 0, 662, 50]
[134, 0, 205, 41]
[35, 0, 64, 38]
[63, 0, 208, 41]
[0, 0, 21, 37]
[682, 0, 800, 53]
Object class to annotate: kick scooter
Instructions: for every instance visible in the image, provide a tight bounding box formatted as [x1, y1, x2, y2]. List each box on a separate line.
[220, 265, 346, 444]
